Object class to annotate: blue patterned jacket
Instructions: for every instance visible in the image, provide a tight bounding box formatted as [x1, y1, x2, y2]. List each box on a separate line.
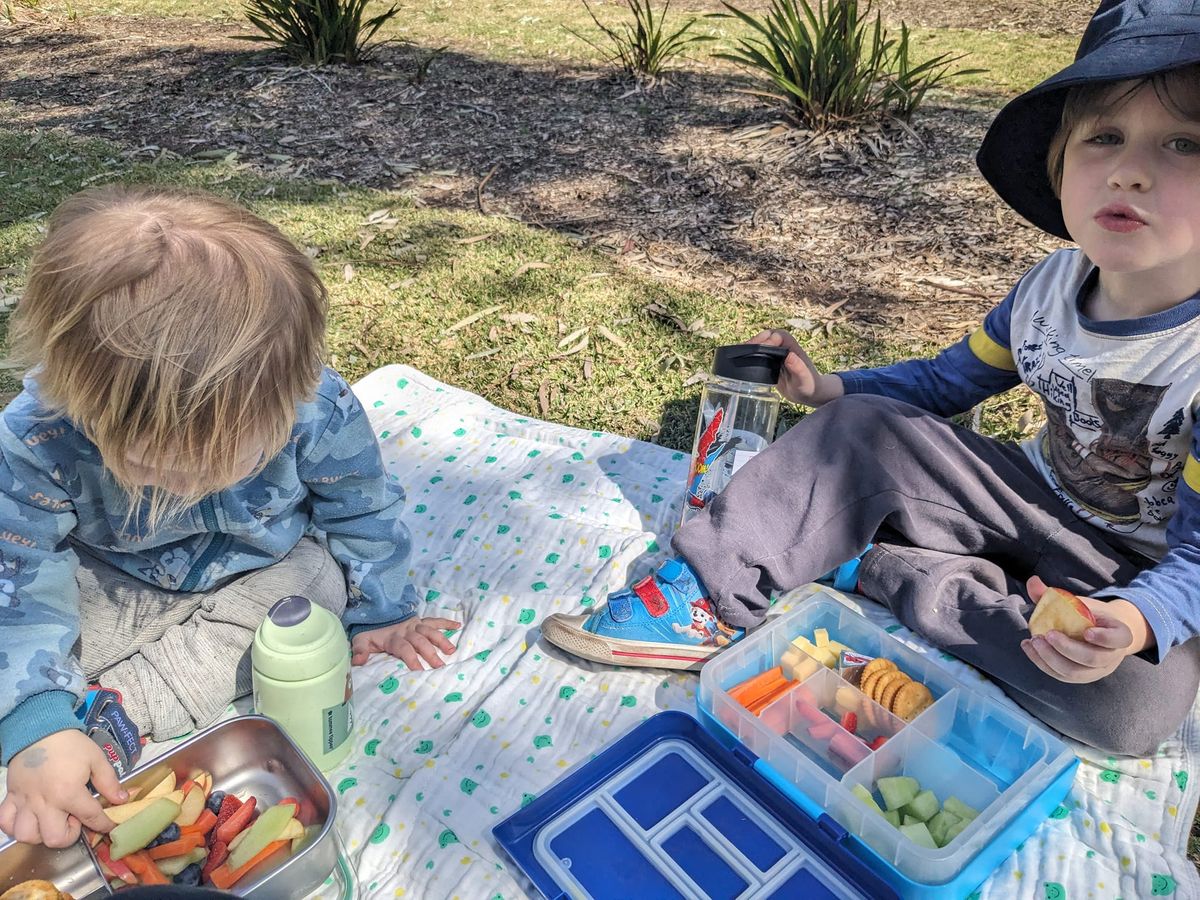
[0, 367, 416, 764]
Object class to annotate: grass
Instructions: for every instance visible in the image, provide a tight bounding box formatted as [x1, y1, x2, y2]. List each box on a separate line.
[20, 0, 1076, 96]
[0, 126, 946, 449]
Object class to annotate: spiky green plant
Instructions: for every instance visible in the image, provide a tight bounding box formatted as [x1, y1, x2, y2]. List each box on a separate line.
[238, 0, 400, 65]
[570, 0, 714, 80]
[716, 0, 981, 130]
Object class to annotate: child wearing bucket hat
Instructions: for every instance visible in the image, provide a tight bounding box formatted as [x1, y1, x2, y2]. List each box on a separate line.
[544, 0, 1200, 756]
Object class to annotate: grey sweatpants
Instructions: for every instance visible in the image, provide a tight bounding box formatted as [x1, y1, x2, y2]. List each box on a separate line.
[674, 394, 1200, 756]
[76, 537, 348, 741]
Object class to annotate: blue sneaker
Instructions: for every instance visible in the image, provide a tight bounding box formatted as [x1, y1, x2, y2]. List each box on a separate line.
[541, 558, 744, 670]
[76, 686, 142, 778]
[817, 544, 873, 593]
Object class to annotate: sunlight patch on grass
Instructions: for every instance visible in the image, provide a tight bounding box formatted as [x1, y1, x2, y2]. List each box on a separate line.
[42, 0, 1075, 99]
[0, 127, 916, 447]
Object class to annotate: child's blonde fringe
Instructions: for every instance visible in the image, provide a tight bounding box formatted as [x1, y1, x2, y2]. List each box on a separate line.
[10, 184, 328, 531]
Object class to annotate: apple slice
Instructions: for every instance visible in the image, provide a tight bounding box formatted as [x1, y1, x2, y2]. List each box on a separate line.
[226, 803, 297, 872]
[278, 817, 306, 841]
[292, 824, 321, 855]
[142, 770, 177, 801]
[106, 790, 185, 825]
[189, 771, 213, 796]
[174, 783, 206, 827]
[109, 798, 183, 860]
[155, 846, 209, 877]
[1029, 587, 1096, 639]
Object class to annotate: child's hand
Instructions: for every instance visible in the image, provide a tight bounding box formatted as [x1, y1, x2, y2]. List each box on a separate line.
[1020, 576, 1153, 684]
[748, 329, 844, 407]
[351, 617, 462, 670]
[0, 729, 127, 847]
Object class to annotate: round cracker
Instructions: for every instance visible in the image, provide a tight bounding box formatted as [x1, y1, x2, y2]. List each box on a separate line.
[880, 673, 911, 710]
[892, 681, 933, 722]
[859, 669, 884, 700]
[861, 657, 896, 680]
[862, 669, 889, 704]
[871, 670, 905, 706]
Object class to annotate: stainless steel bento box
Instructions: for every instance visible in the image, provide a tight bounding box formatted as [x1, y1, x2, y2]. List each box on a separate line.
[0, 715, 340, 898]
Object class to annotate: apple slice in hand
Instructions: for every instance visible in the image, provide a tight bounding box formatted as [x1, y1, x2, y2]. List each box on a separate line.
[1029, 587, 1097, 640]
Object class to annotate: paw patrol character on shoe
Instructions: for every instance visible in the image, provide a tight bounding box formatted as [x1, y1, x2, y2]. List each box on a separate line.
[542, 558, 744, 670]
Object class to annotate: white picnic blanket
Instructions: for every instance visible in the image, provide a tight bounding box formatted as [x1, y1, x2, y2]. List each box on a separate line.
[4, 362, 1193, 900]
[322, 364, 1200, 900]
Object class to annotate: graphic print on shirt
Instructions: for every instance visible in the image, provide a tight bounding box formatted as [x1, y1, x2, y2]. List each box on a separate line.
[1040, 377, 1169, 525]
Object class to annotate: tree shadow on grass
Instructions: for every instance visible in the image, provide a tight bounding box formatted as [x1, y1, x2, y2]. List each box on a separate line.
[1, 21, 1057, 348]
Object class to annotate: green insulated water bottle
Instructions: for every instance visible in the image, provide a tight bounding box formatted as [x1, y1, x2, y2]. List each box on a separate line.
[252, 595, 354, 771]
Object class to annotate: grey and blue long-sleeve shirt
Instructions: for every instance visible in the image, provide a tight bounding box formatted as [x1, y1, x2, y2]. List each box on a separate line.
[0, 367, 416, 764]
[839, 248, 1200, 663]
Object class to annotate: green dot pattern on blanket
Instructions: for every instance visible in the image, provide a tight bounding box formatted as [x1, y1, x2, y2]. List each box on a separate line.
[353, 372, 1178, 898]
[1152, 874, 1177, 895]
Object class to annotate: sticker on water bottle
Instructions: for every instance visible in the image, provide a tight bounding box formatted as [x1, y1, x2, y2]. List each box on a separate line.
[322, 671, 354, 753]
[686, 407, 739, 511]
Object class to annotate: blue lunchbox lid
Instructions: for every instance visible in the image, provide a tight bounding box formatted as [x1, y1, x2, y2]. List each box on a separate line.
[493, 710, 898, 900]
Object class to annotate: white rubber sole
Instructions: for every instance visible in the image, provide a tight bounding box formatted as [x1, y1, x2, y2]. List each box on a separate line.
[541, 613, 720, 671]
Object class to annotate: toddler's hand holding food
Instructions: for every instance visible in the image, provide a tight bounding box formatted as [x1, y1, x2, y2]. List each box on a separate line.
[748, 329, 844, 407]
[0, 729, 127, 847]
[1021, 576, 1153, 684]
[351, 616, 461, 670]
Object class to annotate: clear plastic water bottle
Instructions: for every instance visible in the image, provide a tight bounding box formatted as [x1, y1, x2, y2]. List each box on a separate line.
[680, 343, 787, 527]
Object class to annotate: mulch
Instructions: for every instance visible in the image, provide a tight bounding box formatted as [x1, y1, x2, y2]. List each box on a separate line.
[1, 7, 1086, 345]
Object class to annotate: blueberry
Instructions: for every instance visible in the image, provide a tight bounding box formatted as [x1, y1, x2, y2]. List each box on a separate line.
[149, 822, 180, 848]
[205, 790, 226, 815]
[174, 862, 202, 886]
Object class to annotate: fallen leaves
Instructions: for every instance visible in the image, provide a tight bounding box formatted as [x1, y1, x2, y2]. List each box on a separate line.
[444, 304, 503, 334]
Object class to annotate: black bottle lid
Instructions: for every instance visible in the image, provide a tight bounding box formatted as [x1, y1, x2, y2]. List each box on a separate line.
[711, 343, 788, 385]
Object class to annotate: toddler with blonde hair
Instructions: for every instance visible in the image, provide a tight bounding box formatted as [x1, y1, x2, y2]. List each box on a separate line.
[0, 185, 458, 849]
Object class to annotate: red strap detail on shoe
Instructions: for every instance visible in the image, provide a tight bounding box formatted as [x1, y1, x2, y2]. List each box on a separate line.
[632, 576, 671, 618]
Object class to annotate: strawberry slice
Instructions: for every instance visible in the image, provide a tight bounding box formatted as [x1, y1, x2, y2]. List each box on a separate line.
[211, 794, 243, 844]
[869, 735, 889, 750]
[840, 711, 858, 734]
[201, 839, 229, 884]
[215, 795, 257, 845]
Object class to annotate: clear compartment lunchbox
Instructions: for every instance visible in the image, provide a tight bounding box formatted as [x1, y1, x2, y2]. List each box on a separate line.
[497, 588, 1078, 900]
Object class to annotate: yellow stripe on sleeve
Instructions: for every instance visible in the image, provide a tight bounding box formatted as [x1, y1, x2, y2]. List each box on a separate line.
[967, 327, 1018, 371]
[1184, 454, 1200, 494]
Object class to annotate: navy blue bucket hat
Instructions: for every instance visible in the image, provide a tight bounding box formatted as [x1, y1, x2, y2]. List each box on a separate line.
[976, 0, 1200, 240]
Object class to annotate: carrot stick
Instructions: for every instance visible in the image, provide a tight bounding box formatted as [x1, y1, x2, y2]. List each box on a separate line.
[208, 839, 289, 890]
[147, 833, 206, 860]
[728, 666, 784, 704]
[125, 850, 170, 885]
[180, 809, 217, 837]
[749, 679, 800, 716]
